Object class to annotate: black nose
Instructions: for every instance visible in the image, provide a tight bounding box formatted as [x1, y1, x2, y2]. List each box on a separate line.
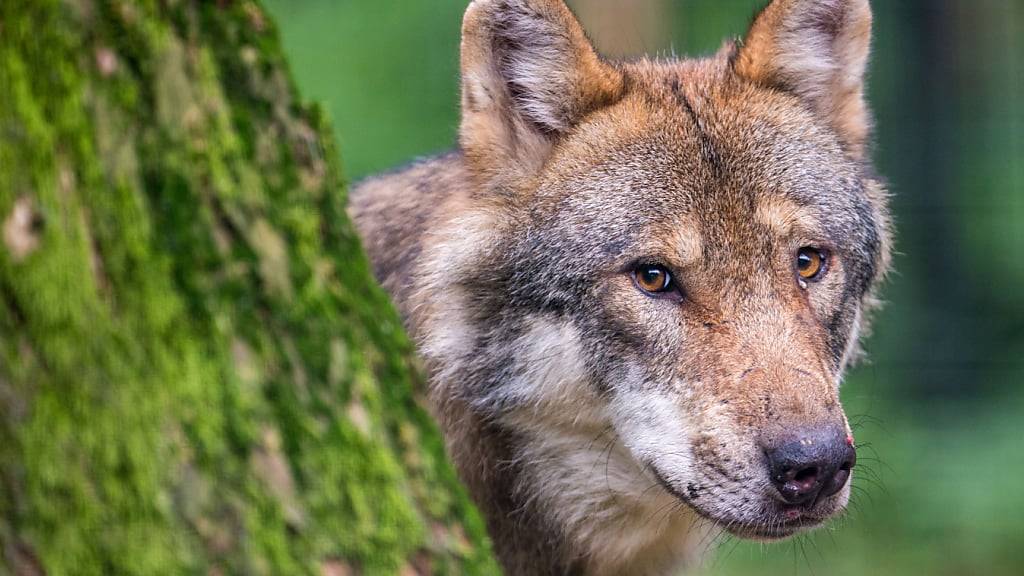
[765, 427, 856, 506]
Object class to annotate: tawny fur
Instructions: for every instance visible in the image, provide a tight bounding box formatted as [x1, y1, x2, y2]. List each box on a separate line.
[349, 1, 891, 574]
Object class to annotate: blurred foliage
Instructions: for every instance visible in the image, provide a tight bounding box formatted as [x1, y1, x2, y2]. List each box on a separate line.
[0, 0, 495, 574]
[263, 1, 1024, 575]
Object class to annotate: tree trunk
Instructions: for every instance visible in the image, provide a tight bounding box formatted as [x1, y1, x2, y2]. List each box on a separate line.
[0, 1, 495, 574]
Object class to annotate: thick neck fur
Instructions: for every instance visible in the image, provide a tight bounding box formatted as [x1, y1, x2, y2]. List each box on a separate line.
[434, 369, 715, 576]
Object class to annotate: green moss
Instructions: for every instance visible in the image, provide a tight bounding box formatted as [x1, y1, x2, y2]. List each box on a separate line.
[0, 0, 496, 574]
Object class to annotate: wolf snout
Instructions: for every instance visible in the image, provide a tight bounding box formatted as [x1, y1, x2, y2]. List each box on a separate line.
[764, 426, 856, 507]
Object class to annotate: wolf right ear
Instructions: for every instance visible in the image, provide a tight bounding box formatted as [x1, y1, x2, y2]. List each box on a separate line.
[459, 0, 625, 187]
[734, 0, 874, 159]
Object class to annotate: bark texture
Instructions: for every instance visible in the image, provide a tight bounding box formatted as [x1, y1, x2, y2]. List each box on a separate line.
[0, 1, 496, 574]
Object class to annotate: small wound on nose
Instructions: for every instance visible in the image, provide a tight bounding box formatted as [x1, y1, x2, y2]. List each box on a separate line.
[846, 435, 855, 447]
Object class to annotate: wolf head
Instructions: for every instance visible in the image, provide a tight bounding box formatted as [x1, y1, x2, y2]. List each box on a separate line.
[418, 0, 891, 565]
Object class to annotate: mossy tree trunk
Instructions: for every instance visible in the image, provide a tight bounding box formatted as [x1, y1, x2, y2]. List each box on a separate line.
[0, 1, 495, 574]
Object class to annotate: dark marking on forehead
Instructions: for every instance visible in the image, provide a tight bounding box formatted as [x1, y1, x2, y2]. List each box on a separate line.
[673, 83, 724, 178]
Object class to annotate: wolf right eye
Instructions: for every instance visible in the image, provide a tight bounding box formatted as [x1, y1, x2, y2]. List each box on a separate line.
[796, 247, 829, 283]
[632, 265, 681, 300]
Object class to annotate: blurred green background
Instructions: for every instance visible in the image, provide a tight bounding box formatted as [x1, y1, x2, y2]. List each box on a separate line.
[262, 1, 1024, 574]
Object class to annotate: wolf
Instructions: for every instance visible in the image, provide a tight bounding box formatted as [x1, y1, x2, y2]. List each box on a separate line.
[350, 0, 892, 573]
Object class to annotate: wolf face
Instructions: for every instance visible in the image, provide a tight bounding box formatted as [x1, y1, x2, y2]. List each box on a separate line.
[351, 0, 891, 573]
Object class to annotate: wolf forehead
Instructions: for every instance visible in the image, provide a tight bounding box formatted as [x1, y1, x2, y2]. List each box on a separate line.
[498, 63, 884, 289]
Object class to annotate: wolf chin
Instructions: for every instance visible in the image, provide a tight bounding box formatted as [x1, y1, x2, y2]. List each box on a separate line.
[350, 0, 892, 574]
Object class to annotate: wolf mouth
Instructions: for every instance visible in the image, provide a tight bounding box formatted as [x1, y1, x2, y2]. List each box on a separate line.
[723, 519, 820, 541]
[648, 466, 829, 541]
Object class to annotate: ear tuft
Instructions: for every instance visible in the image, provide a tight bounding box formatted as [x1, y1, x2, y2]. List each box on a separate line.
[734, 0, 874, 158]
[492, 3, 595, 132]
[460, 0, 624, 182]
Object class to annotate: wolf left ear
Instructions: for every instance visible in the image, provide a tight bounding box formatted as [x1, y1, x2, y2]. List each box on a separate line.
[734, 0, 874, 159]
[459, 0, 625, 187]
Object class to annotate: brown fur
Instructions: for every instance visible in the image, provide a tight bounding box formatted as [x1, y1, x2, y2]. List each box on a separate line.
[350, 1, 891, 574]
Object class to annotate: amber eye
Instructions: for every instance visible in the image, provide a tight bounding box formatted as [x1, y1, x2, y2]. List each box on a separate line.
[633, 265, 676, 296]
[796, 247, 828, 282]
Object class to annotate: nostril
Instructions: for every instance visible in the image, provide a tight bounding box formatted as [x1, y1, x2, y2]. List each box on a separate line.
[844, 444, 858, 471]
[822, 448, 857, 499]
[824, 466, 852, 498]
[787, 466, 820, 497]
[772, 463, 822, 505]
[793, 466, 818, 484]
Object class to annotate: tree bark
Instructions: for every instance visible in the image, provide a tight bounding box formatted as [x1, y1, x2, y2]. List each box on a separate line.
[0, 1, 495, 574]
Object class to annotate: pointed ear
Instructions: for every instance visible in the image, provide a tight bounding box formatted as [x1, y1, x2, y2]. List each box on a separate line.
[734, 0, 874, 159]
[459, 0, 625, 185]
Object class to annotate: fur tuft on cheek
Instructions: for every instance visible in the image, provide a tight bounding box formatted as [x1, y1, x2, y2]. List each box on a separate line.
[415, 209, 507, 395]
[608, 367, 695, 479]
[487, 316, 603, 425]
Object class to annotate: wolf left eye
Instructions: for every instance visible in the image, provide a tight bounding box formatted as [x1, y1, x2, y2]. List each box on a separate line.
[796, 247, 829, 283]
[632, 265, 681, 300]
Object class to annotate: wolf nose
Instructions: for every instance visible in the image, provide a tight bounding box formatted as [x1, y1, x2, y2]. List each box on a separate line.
[765, 427, 856, 506]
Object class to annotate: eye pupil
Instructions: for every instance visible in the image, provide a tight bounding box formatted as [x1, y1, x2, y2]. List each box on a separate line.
[635, 265, 673, 294]
[643, 269, 664, 287]
[797, 248, 825, 281]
